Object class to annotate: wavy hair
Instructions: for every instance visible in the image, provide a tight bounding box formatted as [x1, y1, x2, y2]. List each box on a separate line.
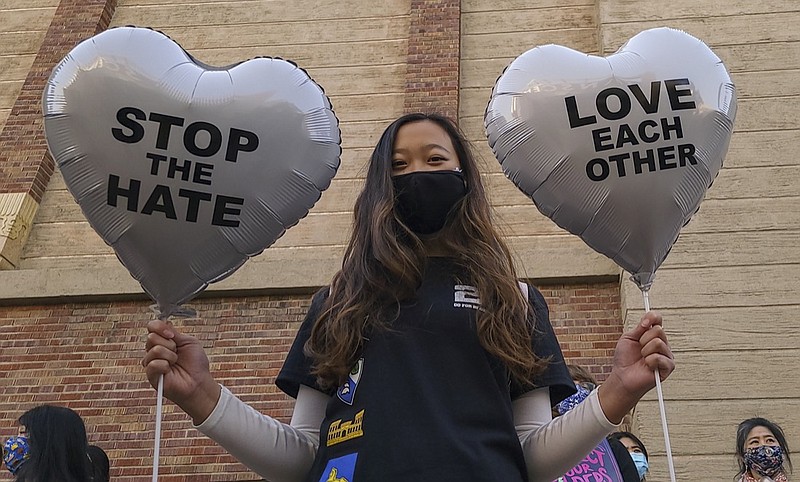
[15, 405, 93, 482]
[735, 417, 792, 479]
[306, 113, 548, 389]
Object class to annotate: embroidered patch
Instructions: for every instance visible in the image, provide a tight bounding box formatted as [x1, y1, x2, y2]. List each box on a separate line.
[319, 453, 358, 482]
[327, 409, 365, 446]
[337, 357, 364, 405]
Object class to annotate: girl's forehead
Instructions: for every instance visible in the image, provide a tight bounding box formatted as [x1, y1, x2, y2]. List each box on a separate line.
[747, 426, 776, 440]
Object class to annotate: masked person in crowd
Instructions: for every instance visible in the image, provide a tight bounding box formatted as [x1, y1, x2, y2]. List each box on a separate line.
[735, 417, 792, 482]
[3, 405, 94, 482]
[609, 431, 649, 481]
[144, 113, 675, 482]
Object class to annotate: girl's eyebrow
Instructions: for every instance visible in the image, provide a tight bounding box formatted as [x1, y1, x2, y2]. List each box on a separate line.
[394, 143, 451, 154]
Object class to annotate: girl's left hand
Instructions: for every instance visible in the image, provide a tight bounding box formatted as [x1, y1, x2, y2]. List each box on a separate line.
[598, 311, 675, 424]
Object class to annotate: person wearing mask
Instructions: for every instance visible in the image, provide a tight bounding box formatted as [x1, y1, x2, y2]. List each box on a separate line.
[609, 431, 649, 481]
[735, 417, 792, 482]
[2, 405, 94, 482]
[144, 112, 676, 482]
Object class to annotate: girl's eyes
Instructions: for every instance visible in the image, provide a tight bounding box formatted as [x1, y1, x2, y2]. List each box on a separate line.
[429, 156, 446, 163]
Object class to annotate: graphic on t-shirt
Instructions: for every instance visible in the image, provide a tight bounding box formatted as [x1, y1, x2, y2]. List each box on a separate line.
[454, 284, 482, 310]
[319, 453, 358, 482]
[327, 409, 365, 446]
[337, 357, 364, 405]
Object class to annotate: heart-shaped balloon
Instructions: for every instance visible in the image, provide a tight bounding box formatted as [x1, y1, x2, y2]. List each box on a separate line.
[485, 27, 736, 289]
[43, 27, 341, 317]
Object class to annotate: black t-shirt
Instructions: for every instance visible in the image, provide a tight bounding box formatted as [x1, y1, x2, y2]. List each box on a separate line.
[607, 437, 641, 482]
[277, 257, 575, 482]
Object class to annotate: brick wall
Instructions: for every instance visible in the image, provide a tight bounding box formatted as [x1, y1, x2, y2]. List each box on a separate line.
[0, 0, 116, 201]
[404, 0, 460, 119]
[0, 283, 620, 481]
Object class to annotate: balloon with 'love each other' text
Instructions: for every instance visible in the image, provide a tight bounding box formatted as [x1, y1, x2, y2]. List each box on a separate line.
[485, 27, 736, 290]
[43, 26, 341, 317]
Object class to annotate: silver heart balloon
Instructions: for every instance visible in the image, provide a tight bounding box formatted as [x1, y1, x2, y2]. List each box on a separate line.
[485, 27, 736, 290]
[43, 27, 341, 317]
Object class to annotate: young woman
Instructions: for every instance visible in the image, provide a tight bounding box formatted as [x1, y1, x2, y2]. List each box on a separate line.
[609, 431, 649, 481]
[3, 405, 94, 482]
[143, 113, 675, 482]
[735, 418, 792, 482]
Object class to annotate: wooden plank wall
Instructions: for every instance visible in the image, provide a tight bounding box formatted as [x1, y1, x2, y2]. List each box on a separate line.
[459, 0, 618, 280]
[601, 1, 800, 480]
[20, 0, 410, 282]
[0, 0, 58, 130]
[462, 0, 800, 479]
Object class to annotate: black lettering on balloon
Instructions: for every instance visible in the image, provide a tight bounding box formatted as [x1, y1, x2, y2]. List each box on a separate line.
[665, 78, 696, 110]
[226, 128, 259, 162]
[107, 174, 140, 211]
[629, 81, 661, 114]
[212, 195, 244, 227]
[184, 121, 222, 157]
[168, 157, 192, 182]
[608, 153, 630, 177]
[141, 184, 178, 219]
[193, 162, 214, 185]
[678, 143, 697, 166]
[638, 119, 660, 143]
[658, 146, 678, 170]
[112, 107, 146, 143]
[565, 96, 597, 128]
[592, 127, 613, 152]
[615, 123, 639, 148]
[178, 189, 212, 223]
[148, 112, 185, 150]
[633, 149, 656, 174]
[661, 116, 683, 141]
[596, 87, 631, 121]
[586, 158, 609, 181]
[146, 153, 167, 176]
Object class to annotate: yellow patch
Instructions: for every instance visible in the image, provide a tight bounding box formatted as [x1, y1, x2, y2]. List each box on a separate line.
[326, 409, 365, 446]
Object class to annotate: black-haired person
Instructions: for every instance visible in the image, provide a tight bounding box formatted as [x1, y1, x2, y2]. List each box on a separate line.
[88, 444, 110, 482]
[609, 431, 649, 481]
[735, 417, 792, 482]
[2, 405, 94, 482]
[144, 113, 675, 482]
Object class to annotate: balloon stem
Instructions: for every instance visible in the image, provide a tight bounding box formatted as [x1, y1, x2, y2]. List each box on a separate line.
[640, 288, 676, 482]
[153, 373, 164, 482]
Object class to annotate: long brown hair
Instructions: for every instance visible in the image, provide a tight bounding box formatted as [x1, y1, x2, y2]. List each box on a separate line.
[306, 113, 548, 389]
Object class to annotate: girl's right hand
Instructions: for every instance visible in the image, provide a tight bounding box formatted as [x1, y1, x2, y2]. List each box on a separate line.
[142, 319, 221, 424]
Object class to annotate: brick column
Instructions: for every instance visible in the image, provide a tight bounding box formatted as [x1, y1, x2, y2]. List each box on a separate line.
[0, 0, 117, 269]
[404, 0, 460, 120]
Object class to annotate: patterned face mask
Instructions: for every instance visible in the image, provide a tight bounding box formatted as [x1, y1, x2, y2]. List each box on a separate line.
[557, 383, 592, 415]
[744, 445, 784, 478]
[3, 435, 30, 475]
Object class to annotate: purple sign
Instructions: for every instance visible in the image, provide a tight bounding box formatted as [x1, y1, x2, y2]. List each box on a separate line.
[555, 439, 624, 482]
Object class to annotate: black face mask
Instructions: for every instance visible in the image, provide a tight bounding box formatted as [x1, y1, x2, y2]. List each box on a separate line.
[392, 170, 467, 235]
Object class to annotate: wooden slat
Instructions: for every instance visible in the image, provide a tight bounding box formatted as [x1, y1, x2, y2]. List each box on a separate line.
[0, 55, 35, 81]
[622, 305, 800, 351]
[663, 231, 800, 268]
[724, 130, 800, 168]
[110, 0, 409, 26]
[461, 29, 598, 61]
[682, 197, 800, 234]
[601, 14, 800, 53]
[304, 64, 405, 96]
[462, 6, 595, 35]
[633, 399, 800, 455]
[462, 0, 592, 12]
[0, 0, 58, 7]
[130, 18, 408, 52]
[0, 7, 55, 32]
[713, 41, 800, 73]
[0, 32, 46, 55]
[600, 0, 800, 23]
[160, 38, 408, 69]
[621, 264, 800, 309]
[0, 80, 22, 106]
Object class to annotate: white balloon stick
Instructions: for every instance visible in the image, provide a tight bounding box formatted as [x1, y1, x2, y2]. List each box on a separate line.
[642, 288, 677, 482]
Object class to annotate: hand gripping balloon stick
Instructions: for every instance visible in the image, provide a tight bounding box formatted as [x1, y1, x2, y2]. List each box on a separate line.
[639, 283, 676, 482]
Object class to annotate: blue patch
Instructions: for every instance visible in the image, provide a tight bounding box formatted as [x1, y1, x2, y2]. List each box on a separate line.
[337, 358, 363, 405]
[318, 453, 358, 482]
